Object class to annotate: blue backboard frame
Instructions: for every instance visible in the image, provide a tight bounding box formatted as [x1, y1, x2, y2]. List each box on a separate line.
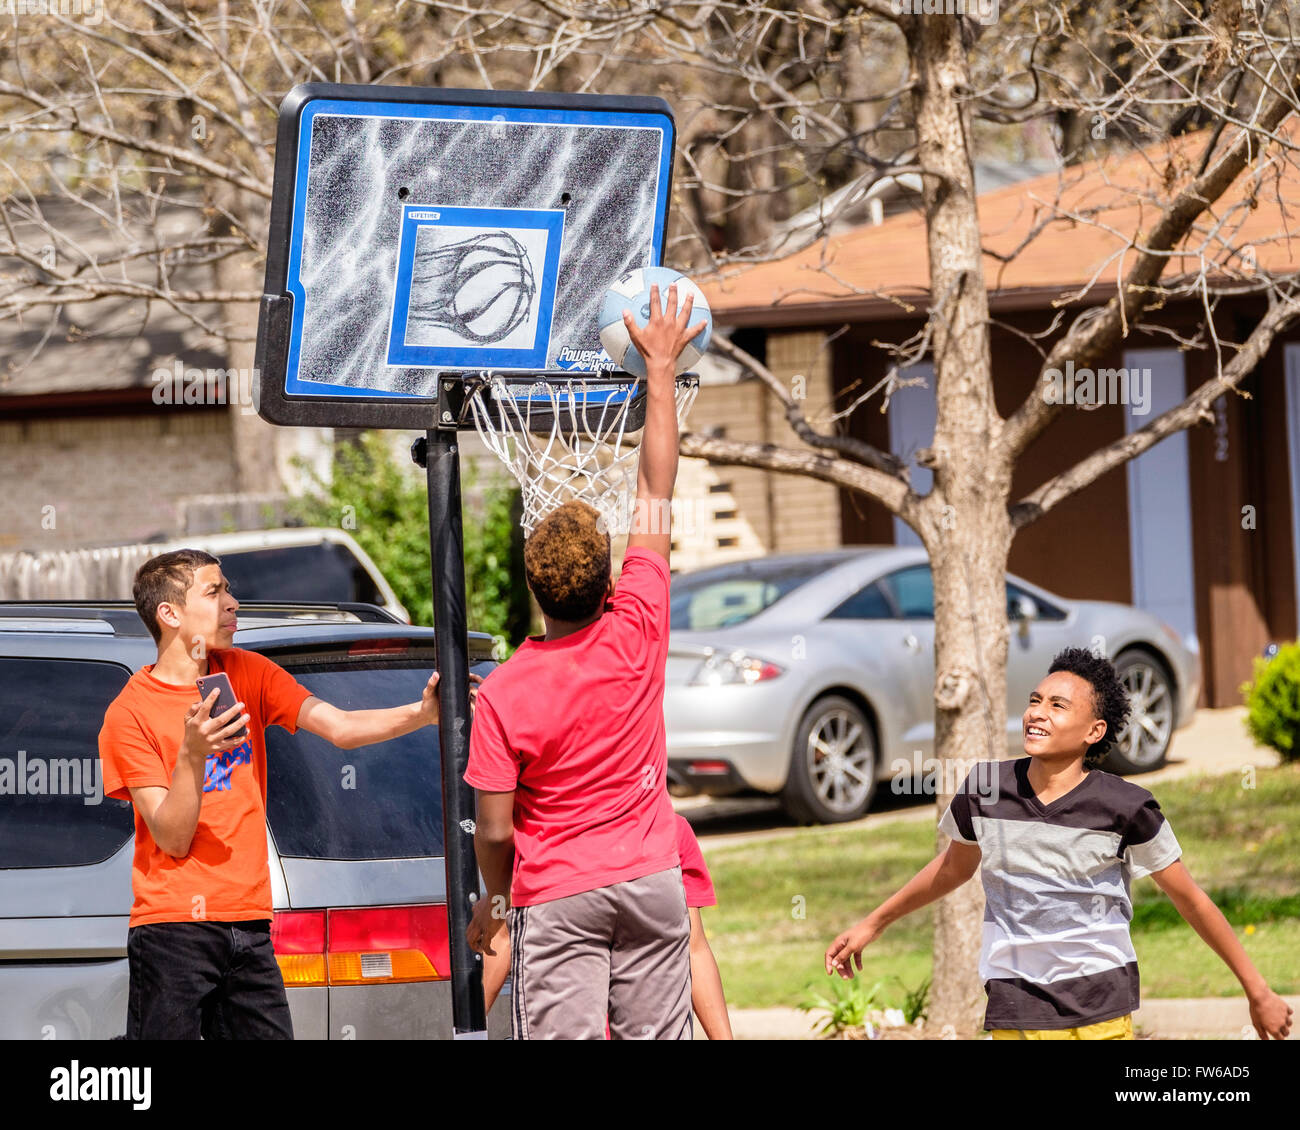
[255, 83, 675, 429]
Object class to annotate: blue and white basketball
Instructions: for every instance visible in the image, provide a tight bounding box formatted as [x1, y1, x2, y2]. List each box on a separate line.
[598, 266, 712, 378]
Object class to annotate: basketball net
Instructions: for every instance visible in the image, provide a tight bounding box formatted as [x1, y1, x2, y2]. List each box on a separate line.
[467, 374, 699, 537]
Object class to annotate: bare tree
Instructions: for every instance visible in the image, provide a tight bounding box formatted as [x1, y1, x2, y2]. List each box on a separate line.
[523, 0, 1300, 1034]
[5, 0, 1299, 1036]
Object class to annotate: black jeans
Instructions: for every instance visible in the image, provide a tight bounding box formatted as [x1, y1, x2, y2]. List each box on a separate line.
[126, 919, 294, 1040]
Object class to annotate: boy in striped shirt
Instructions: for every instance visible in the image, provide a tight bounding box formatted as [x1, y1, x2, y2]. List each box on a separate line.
[825, 647, 1293, 1040]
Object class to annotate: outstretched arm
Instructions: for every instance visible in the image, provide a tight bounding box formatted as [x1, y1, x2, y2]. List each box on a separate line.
[296, 672, 440, 749]
[1151, 860, 1293, 1039]
[622, 282, 707, 563]
[825, 841, 981, 979]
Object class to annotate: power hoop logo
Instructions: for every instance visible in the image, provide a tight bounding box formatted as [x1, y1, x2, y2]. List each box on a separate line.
[386, 204, 564, 370]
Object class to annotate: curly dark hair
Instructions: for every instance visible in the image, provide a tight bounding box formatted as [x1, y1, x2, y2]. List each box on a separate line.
[523, 500, 611, 623]
[1047, 647, 1131, 768]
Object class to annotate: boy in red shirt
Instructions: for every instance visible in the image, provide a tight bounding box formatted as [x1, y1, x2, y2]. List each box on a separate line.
[99, 550, 442, 1039]
[464, 283, 705, 1039]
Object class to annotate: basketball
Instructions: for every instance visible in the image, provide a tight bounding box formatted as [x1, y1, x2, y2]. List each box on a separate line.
[598, 266, 712, 377]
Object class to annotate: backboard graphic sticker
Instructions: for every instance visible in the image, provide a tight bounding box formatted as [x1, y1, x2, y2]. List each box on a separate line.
[255, 84, 675, 429]
[387, 205, 564, 370]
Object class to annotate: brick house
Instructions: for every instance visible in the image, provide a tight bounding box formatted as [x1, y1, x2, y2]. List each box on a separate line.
[0, 200, 332, 552]
[691, 130, 1300, 707]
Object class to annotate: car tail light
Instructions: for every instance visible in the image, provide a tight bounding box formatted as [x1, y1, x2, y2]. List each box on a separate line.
[347, 638, 412, 656]
[272, 905, 449, 987]
[689, 649, 784, 686]
[328, 905, 450, 985]
[689, 760, 731, 775]
[271, 910, 327, 987]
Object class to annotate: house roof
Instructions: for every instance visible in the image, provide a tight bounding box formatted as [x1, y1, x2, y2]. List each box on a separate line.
[700, 123, 1300, 327]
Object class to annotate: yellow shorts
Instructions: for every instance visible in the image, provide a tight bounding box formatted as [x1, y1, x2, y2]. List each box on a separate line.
[990, 1014, 1133, 1041]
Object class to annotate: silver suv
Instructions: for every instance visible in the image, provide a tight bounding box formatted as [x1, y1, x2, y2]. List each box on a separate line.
[0, 600, 507, 1039]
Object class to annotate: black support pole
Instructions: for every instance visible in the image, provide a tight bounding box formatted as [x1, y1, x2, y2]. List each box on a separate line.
[422, 427, 487, 1038]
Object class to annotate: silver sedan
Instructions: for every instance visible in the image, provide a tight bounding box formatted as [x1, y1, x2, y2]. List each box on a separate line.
[664, 546, 1201, 824]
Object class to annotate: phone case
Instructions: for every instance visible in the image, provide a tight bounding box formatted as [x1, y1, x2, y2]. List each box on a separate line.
[196, 672, 249, 741]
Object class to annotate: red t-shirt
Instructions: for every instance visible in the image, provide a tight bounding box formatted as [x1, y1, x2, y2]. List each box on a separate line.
[465, 548, 678, 907]
[98, 648, 313, 927]
[675, 815, 716, 908]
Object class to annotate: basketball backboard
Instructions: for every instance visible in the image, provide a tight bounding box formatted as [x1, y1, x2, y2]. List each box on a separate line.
[255, 83, 675, 430]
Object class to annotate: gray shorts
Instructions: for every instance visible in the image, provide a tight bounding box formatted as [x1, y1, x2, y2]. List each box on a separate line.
[508, 866, 691, 1040]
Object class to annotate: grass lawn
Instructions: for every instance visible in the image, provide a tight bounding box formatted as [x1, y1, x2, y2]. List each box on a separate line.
[698, 761, 1300, 1012]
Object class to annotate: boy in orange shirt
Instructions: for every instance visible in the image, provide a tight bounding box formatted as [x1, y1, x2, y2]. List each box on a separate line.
[99, 550, 443, 1040]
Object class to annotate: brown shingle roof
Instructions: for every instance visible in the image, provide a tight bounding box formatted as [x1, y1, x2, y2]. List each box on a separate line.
[700, 123, 1300, 325]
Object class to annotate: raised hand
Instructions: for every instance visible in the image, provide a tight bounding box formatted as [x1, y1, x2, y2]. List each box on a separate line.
[623, 282, 707, 378]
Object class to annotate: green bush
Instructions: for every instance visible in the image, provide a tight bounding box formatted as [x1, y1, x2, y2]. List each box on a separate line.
[291, 433, 528, 652]
[1242, 643, 1300, 761]
[798, 976, 886, 1038]
[461, 458, 531, 657]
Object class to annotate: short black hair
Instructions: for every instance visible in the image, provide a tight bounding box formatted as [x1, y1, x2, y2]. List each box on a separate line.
[1047, 647, 1131, 768]
[133, 549, 221, 645]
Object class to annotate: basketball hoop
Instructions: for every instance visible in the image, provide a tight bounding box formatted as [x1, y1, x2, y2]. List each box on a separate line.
[463, 371, 699, 537]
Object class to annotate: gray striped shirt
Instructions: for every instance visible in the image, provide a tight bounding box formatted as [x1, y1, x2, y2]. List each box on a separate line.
[939, 758, 1181, 1030]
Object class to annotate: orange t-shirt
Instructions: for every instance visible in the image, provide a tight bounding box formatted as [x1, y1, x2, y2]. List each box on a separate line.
[98, 647, 313, 928]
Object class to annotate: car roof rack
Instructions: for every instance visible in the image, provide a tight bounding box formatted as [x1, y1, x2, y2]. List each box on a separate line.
[0, 600, 404, 632]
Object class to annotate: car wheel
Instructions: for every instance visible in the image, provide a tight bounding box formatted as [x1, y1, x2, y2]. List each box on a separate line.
[1104, 651, 1176, 774]
[780, 695, 877, 824]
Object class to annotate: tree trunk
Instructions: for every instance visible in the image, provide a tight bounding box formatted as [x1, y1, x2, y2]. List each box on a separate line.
[907, 13, 1010, 1037]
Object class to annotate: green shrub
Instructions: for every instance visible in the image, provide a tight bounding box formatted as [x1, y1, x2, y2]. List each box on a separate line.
[291, 433, 528, 651]
[1242, 643, 1300, 761]
[798, 976, 885, 1037]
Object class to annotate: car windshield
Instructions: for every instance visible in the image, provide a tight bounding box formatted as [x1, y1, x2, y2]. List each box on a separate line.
[217, 542, 383, 606]
[670, 558, 832, 630]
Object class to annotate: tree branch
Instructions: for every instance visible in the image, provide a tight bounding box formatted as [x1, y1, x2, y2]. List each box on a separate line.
[1009, 287, 1300, 528]
[711, 333, 909, 477]
[999, 56, 1300, 461]
[679, 429, 913, 518]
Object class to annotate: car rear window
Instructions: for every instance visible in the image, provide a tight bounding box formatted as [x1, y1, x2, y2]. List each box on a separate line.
[0, 658, 135, 868]
[264, 659, 447, 860]
[670, 558, 830, 630]
[217, 543, 384, 606]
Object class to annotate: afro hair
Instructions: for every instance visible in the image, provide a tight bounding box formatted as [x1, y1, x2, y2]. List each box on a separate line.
[523, 500, 612, 623]
[1046, 647, 1132, 768]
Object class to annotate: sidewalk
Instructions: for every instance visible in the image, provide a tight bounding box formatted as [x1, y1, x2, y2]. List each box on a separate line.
[704, 996, 1300, 1040]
